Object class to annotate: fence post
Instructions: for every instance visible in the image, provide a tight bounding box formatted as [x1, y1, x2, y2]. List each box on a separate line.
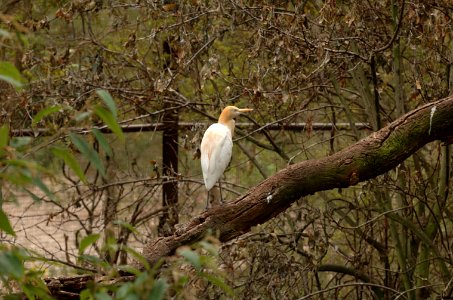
[158, 105, 179, 236]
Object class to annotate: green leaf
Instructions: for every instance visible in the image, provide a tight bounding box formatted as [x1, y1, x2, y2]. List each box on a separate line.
[80, 289, 92, 300]
[79, 233, 100, 254]
[200, 241, 218, 256]
[179, 249, 201, 272]
[113, 220, 138, 234]
[94, 106, 124, 142]
[176, 275, 189, 287]
[0, 251, 24, 279]
[69, 133, 106, 177]
[124, 293, 140, 300]
[0, 75, 22, 87]
[0, 125, 9, 158]
[96, 89, 117, 118]
[23, 188, 43, 202]
[0, 209, 15, 236]
[94, 292, 112, 300]
[10, 137, 32, 149]
[32, 105, 62, 125]
[92, 129, 112, 157]
[20, 284, 36, 300]
[21, 281, 53, 300]
[4, 158, 31, 168]
[3, 161, 34, 185]
[32, 177, 56, 201]
[200, 273, 234, 296]
[0, 74, 23, 88]
[78, 254, 106, 267]
[52, 147, 87, 183]
[117, 264, 142, 276]
[0, 29, 12, 38]
[116, 282, 134, 299]
[121, 246, 150, 271]
[0, 125, 8, 147]
[0, 61, 24, 88]
[148, 278, 168, 300]
[75, 111, 93, 122]
[123, 294, 140, 300]
[134, 272, 148, 287]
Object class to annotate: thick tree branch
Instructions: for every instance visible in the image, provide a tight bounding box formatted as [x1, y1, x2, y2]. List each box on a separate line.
[36, 97, 453, 298]
[142, 96, 453, 263]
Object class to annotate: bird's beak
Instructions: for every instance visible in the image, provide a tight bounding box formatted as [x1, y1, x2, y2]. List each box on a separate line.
[237, 108, 253, 113]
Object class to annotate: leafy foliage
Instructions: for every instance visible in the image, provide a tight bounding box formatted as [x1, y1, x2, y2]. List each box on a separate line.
[0, 0, 452, 299]
[0, 61, 24, 88]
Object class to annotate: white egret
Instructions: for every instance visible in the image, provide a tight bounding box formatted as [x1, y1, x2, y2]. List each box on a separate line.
[200, 106, 253, 208]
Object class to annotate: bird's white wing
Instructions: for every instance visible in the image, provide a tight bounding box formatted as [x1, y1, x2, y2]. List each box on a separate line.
[200, 123, 233, 190]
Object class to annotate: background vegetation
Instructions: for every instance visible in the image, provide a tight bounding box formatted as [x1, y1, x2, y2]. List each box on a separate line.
[0, 0, 452, 299]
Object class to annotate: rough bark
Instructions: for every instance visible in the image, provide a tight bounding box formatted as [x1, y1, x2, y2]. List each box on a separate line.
[142, 96, 453, 263]
[44, 274, 135, 299]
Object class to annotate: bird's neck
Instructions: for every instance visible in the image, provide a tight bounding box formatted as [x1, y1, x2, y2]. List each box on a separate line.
[222, 119, 235, 136]
[218, 112, 235, 136]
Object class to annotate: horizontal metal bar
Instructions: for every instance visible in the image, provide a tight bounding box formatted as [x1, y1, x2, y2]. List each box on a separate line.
[10, 122, 371, 137]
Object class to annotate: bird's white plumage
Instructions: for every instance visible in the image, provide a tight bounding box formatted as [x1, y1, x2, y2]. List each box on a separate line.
[200, 123, 233, 190]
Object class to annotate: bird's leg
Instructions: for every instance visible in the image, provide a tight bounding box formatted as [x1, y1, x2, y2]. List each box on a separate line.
[205, 190, 211, 209]
[219, 181, 224, 204]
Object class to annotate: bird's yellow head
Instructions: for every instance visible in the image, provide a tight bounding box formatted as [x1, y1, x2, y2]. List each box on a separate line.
[219, 106, 253, 123]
